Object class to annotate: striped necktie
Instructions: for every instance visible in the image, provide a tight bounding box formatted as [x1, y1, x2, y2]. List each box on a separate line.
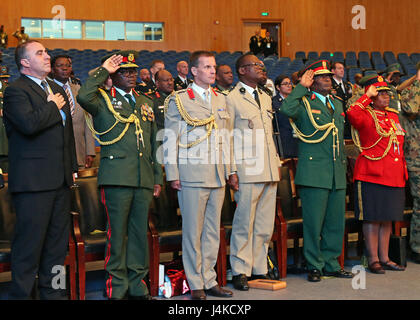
[63, 84, 75, 117]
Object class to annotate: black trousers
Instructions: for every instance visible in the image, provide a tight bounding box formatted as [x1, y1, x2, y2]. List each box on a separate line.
[9, 185, 70, 300]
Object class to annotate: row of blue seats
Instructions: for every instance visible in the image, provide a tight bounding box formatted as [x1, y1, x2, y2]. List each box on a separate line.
[2, 48, 418, 84]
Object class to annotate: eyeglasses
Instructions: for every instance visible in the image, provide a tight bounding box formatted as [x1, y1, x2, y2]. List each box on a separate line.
[240, 62, 264, 69]
[281, 82, 292, 86]
[118, 69, 138, 76]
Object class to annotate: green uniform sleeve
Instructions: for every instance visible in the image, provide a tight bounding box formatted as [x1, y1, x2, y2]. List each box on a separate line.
[279, 83, 309, 119]
[76, 67, 110, 116]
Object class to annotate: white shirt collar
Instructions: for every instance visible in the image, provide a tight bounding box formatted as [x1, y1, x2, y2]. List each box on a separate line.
[178, 75, 187, 82]
[53, 79, 71, 88]
[239, 81, 258, 96]
[25, 74, 46, 88]
[191, 82, 210, 97]
[114, 86, 133, 100]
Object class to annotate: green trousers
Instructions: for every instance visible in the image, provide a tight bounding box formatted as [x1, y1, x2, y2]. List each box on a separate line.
[299, 185, 346, 273]
[101, 186, 153, 299]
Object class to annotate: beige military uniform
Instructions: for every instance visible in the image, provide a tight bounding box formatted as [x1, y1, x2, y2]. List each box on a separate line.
[226, 82, 281, 276]
[164, 83, 231, 290]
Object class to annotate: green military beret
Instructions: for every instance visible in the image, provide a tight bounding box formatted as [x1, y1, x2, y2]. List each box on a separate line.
[101, 50, 139, 68]
[0, 65, 10, 78]
[360, 74, 390, 92]
[383, 63, 402, 75]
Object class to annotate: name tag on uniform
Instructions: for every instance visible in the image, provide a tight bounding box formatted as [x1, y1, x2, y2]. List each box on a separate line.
[311, 109, 321, 114]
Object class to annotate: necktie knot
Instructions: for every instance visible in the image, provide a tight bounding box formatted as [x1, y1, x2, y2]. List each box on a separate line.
[125, 94, 136, 108]
[41, 80, 49, 96]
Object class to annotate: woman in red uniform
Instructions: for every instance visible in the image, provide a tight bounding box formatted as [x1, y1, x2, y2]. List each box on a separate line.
[347, 75, 408, 274]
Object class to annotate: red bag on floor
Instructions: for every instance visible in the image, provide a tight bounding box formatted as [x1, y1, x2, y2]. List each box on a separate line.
[159, 261, 190, 298]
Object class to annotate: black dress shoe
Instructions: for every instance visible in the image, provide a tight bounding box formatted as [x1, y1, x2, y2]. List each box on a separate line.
[191, 289, 206, 300]
[412, 252, 420, 264]
[307, 269, 321, 282]
[232, 274, 249, 291]
[205, 285, 233, 298]
[323, 269, 354, 278]
[250, 274, 270, 280]
[128, 294, 155, 300]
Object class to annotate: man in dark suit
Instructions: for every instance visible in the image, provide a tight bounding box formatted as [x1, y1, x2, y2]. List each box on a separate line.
[3, 40, 77, 299]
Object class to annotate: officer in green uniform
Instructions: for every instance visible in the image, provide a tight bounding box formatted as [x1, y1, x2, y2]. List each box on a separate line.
[77, 50, 163, 300]
[383, 63, 403, 111]
[214, 64, 234, 95]
[151, 69, 174, 132]
[280, 60, 353, 282]
[0, 65, 9, 172]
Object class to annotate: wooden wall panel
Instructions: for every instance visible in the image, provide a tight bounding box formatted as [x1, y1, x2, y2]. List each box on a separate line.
[1, 0, 419, 57]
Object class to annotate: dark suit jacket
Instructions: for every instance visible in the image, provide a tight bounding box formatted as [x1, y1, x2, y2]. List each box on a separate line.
[3, 75, 78, 193]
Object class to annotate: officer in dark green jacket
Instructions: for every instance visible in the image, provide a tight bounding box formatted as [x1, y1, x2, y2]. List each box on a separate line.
[77, 50, 163, 300]
[0, 65, 10, 172]
[280, 60, 353, 282]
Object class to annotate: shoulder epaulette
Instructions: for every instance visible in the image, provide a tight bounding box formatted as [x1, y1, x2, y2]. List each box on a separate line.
[164, 91, 177, 113]
[385, 107, 399, 114]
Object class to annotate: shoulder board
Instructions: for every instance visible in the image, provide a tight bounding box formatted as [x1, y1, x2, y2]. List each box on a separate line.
[332, 94, 343, 101]
[385, 107, 399, 114]
[164, 91, 178, 113]
[175, 88, 188, 94]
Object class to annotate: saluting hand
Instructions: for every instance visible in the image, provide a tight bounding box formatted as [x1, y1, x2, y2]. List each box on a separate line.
[102, 54, 123, 74]
[300, 70, 314, 88]
[366, 85, 378, 98]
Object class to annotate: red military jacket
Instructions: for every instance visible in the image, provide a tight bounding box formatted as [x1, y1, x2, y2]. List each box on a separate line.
[346, 94, 408, 187]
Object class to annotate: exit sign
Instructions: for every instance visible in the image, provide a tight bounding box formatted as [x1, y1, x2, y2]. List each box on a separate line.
[261, 12, 269, 16]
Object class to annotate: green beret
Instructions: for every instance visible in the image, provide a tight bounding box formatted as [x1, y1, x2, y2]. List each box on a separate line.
[383, 63, 401, 75]
[101, 50, 139, 68]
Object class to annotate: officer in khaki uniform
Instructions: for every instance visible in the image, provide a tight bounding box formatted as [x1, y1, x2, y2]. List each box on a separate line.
[77, 51, 163, 300]
[280, 60, 353, 282]
[164, 51, 233, 300]
[226, 54, 281, 291]
[0, 66, 9, 172]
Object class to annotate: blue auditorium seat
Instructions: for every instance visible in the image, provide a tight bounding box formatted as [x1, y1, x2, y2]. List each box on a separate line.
[320, 51, 331, 61]
[332, 52, 344, 63]
[345, 51, 358, 68]
[295, 51, 306, 60]
[307, 51, 318, 61]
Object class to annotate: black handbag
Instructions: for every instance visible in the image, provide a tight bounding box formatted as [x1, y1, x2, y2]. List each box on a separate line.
[389, 235, 407, 267]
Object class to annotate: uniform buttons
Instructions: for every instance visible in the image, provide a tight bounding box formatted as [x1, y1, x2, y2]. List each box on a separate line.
[309, 156, 313, 160]
[385, 119, 389, 121]
[139, 153, 143, 157]
[109, 156, 114, 159]
[134, 110, 138, 114]
[395, 158, 398, 162]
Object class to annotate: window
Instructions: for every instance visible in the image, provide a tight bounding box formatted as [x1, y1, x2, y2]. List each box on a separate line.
[63, 21, 82, 39]
[21, 18, 41, 38]
[21, 18, 163, 41]
[42, 19, 62, 39]
[126, 22, 144, 41]
[85, 21, 104, 40]
[105, 21, 125, 40]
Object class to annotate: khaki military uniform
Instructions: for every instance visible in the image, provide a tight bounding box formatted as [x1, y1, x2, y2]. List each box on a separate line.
[164, 84, 231, 290]
[226, 83, 281, 277]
